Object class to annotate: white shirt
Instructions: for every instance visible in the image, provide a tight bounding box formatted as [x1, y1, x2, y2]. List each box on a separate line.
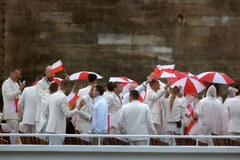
[91, 96, 108, 134]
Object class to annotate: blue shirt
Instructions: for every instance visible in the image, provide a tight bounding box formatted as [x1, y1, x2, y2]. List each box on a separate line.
[91, 96, 108, 134]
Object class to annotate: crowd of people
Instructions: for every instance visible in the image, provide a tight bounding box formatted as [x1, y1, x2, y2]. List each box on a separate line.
[0, 66, 240, 145]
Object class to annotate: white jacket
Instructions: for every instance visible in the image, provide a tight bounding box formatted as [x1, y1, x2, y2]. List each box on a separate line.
[45, 90, 79, 134]
[144, 88, 166, 125]
[75, 94, 94, 133]
[2, 78, 21, 120]
[119, 100, 156, 141]
[18, 86, 37, 125]
[35, 78, 50, 122]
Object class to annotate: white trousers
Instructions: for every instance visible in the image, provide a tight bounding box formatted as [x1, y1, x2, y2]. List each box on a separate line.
[6, 119, 19, 144]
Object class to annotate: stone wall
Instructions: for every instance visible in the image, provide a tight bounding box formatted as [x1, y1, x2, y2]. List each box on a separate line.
[1, 0, 240, 108]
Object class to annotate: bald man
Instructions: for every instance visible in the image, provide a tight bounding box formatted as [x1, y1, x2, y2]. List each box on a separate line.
[35, 66, 55, 132]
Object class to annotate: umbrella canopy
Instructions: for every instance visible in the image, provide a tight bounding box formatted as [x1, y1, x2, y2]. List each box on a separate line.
[167, 70, 192, 84]
[109, 77, 134, 83]
[69, 71, 103, 81]
[171, 76, 206, 94]
[197, 71, 235, 84]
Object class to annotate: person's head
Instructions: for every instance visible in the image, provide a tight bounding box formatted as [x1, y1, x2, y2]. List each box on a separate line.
[93, 85, 105, 98]
[113, 82, 123, 95]
[227, 87, 238, 98]
[149, 79, 160, 91]
[178, 86, 184, 98]
[88, 73, 97, 84]
[10, 68, 21, 82]
[60, 79, 69, 93]
[45, 66, 55, 82]
[49, 82, 59, 94]
[89, 85, 96, 98]
[206, 85, 216, 98]
[106, 82, 114, 92]
[129, 90, 139, 102]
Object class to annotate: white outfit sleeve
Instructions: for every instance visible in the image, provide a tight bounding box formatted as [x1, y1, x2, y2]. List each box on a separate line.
[2, 81, 21, 100]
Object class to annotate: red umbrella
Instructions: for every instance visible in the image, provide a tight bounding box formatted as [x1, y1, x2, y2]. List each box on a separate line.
[197, 71, 235, 84]
[171, 76, 206, 94]
[69, 71, 103, 81]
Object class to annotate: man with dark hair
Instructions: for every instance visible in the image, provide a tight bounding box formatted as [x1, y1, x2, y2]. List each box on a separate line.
[105, 82, 123, 134]
[37, 82, 59, 133]
[103, 82, 114, 98]
[91, 85, 108, 135]
[2, 68, 25, 144]
[46, 79, 81, 145]
[75, 73, 98, 132]
[119, 90, 156, 145]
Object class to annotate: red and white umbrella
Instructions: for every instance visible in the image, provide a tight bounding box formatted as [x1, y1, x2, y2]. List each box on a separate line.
[197, 71, 235, 84]
[166, 70, 189, 84]
[69, 71, 103, 81]
[171, 76, 206, 94]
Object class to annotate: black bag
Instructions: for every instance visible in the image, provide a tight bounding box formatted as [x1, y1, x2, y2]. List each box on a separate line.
[176, 120, 182, 128]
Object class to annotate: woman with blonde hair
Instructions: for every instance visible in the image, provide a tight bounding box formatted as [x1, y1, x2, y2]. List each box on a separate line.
[163, 86, 186, 145]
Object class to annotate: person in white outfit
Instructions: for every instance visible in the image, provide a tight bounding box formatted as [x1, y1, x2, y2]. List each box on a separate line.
[18, 85, 38, 133]
[222, 87, 238, 134]
[195, 85, 223, 145]
[1, 68, 25, 144]
[144, 79, 170, 134]
[105, 82, 123, 134]
[37, 82, 59, 133]
[119, 90, 156, 145]
[163, 86, 185, 145]
[35, 66, 54, 132]
[45, 80, 81, 145]
[225, 84, 240, 136]
[75, 85, 95, 141]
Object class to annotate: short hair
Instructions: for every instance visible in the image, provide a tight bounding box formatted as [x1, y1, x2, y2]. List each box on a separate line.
[106, 82, 114, 91]
[95, 85, 105, 95]
[88, 73, 97, 82]
[60, 79, 69, 89]
[10, 67, 20, 73]
[49, 82, 59, 94]
[129, 90, 139, 100]
[149, 79, 158, 87]
[112, 82, 121, 89]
